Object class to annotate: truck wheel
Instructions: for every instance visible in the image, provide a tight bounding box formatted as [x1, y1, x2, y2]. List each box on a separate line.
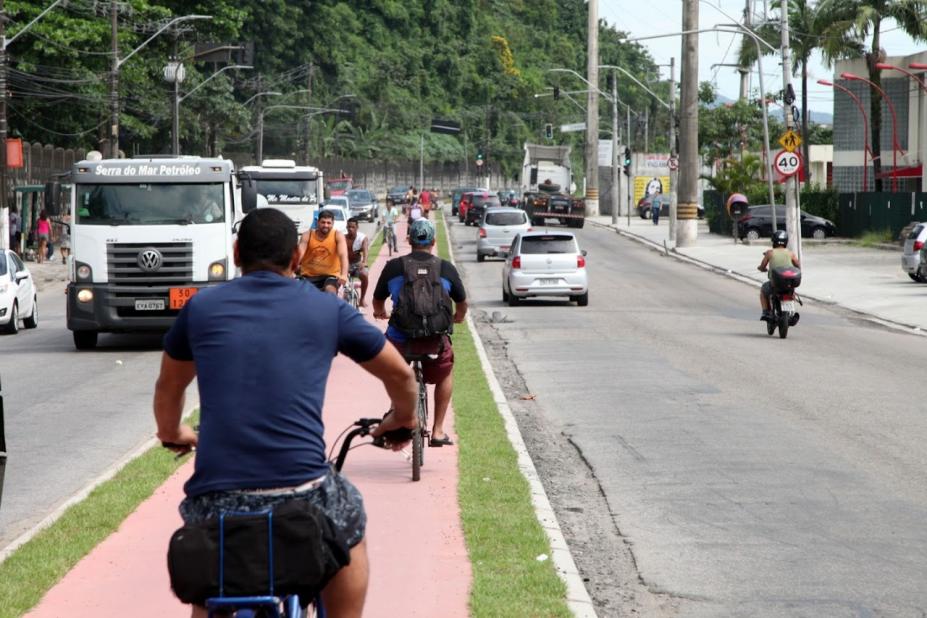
[574, 218, 585, 229]
[531, 217, 543, 226]
[74, 330, 98, 350]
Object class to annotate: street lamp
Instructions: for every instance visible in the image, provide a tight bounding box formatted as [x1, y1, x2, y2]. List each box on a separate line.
[818, 79, 869, 191]
[242, 91, 282, 106]
[110, 14, 212, 157]
[166, 64, 252, 155]
[841, 72, 901, 192]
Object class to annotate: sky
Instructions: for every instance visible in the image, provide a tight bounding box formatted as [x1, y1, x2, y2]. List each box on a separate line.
[599, 0, 927, 115]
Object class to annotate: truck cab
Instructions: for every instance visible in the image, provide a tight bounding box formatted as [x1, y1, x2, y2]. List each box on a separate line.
[60, 154, 240, 350]
[241, 160, 323, 234]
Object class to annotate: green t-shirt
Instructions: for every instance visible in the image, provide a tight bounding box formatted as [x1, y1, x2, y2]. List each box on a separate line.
[768, 248, 793, 279]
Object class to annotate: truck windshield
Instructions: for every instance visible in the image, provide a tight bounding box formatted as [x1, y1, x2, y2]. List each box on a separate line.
[328, 179, 351, 191]
[76, 183, 225, 225]
[256, 179, 318, 204]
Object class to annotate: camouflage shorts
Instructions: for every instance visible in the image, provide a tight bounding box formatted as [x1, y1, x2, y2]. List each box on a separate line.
[179, 470, 366, 548]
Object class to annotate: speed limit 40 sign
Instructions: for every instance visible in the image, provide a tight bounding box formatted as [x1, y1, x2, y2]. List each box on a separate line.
[773, 149, 801, 178]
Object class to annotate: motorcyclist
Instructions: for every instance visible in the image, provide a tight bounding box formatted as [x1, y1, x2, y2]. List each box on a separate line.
[757, 229, 800, 321]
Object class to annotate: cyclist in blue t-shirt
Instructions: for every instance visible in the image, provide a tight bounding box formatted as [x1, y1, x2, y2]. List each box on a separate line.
[154, 207, 417, 618]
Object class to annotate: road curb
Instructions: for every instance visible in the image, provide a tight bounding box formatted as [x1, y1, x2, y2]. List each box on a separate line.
[588, 219, 927, 338]
[0, 396, 200, 565]
[443, 216, 598, 618]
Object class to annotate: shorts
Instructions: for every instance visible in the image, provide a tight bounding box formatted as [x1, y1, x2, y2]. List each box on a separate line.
[179, 471, 367, 548]
[348, 262, 367, 277]
[37, 233, 49, 242]
[302, 275, 339, 291]
[761, 281, 772, 298]
[388, 335, 454, 384]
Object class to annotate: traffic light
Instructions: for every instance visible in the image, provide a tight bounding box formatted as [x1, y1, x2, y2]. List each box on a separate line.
[544, 123, 553, 140]
[623, 147, 632, 176]
[553, 86, 560, 100]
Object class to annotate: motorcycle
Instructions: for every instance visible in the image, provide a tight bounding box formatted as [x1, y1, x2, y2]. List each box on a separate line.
[766, 266, 802, 339]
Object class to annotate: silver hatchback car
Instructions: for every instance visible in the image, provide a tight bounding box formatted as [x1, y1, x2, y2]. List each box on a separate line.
[477, 207, 530, 262]
[502, 231, 588, 306]
[902, 222, 927, 282]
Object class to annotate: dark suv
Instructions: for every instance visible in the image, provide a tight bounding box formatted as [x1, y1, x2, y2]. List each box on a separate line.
[737, 205, 837, 240]
[465, 193, 503, 226]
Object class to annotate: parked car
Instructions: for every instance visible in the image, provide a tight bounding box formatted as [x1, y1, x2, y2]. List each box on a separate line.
[737, 205, 837, 241]
[477, 207, 531, 262]
[464, 192, 502, 226]
[347, 189, 378, 222]
[0, 249, 38, 334]
[386, 186, 408, 207]
[451, 186, 480, 216]
[902, 222, 927, 282]
[320, 204, 349, 234]
[636, 194, 703, 219]
[502, 231, 588, 306]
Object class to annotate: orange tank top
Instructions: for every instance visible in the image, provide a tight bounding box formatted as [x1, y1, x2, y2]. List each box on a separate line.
[300, 231, 340, 277]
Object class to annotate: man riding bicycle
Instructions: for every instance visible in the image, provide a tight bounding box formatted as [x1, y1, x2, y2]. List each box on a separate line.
[154, 208, 417, 618]
[345, 217, 369, 307]
[298, 209, 348, 294]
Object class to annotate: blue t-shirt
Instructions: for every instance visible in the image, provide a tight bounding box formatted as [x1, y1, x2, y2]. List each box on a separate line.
[163, 270, 385, 497]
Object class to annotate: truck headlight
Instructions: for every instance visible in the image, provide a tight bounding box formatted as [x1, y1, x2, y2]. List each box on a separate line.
[208, 259, 227, 281]
[77, 289, 93, 303]
[76, 262, 92, 281]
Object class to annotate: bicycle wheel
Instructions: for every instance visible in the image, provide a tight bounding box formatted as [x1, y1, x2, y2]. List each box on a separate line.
[411, 369, 427, 482]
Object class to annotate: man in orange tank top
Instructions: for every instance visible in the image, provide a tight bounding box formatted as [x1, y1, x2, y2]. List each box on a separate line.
[297, 209, 349, 294]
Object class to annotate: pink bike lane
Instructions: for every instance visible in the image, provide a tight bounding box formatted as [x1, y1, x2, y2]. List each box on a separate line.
[25, 219, 472, 618]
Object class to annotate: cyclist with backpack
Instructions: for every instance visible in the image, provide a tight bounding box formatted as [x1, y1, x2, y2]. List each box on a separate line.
[372, 219, 468, 446]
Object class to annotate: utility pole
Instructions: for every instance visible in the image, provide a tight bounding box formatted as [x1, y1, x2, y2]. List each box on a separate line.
[584, 0, 599, 215]
[668, 57, 677, 243]
[110, 0, 119, 158]
[169, 37, 181, 155]
[739, 0, 751, 101]
[677, 0, 699, 246]
[780, 3, 801, 262]
[610, 71, 619, 225]
[0, 0, 7, 249]
[303, 64, 314, 164]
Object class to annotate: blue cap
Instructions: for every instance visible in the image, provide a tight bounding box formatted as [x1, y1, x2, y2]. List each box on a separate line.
[409, 219, 436, 245]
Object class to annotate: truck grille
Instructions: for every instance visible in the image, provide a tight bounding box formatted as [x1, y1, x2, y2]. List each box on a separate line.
[107, 242, 193, 286]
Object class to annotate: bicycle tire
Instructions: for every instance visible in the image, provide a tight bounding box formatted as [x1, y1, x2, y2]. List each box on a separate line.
[412, 367, 428, 482]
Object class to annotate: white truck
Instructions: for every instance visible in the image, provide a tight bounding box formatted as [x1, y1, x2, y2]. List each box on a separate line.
[519, 143, 585, 228]
[52, 154, 240, 350]
[240, 159, 324, 233]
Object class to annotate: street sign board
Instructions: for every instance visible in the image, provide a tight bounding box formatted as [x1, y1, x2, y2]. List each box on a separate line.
[773, 149, 801, 178]
[476, 159, 484, 167]
[560, 122, 586, 133]
[667, 156, 679, 171]
[778, 129, 802, 152]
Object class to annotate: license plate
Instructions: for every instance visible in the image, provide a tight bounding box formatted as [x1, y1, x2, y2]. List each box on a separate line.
[781, 300, 795, 313]
[135, 299, 165, 311]
[500, 245, 510, 252]
[539, 278, 559, 286]
[169, 287, 198, 310]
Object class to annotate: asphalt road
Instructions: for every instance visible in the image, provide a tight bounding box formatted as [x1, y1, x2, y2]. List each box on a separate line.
[0, 221, 379, 553]
[450, 217, 927, 617]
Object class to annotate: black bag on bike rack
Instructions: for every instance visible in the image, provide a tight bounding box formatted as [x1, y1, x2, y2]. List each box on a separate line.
[167, 498, 350, 605]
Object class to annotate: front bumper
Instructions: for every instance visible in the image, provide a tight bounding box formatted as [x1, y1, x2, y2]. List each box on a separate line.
[67, 281, 223, 333]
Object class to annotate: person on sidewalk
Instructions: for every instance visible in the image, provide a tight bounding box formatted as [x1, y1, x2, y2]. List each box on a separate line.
[8, 205, 21, 256]
[35, 210, 51, 264]
[154, 207, 418, 618]
[385, 203, 401, 254]
[298, 208, 349, 294]
[345, 217, 369, 307]
[372, 218, 468, 447]
[757, 229, 800, 321]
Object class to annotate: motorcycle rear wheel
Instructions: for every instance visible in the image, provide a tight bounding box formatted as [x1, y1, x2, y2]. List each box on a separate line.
[766, 314, 776, 336]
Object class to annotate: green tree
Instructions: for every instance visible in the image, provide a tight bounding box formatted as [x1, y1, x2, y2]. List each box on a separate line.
[817, 0, 927, 191]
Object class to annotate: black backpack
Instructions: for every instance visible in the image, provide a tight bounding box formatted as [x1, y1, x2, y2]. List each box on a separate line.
[389, 255, 454, 339]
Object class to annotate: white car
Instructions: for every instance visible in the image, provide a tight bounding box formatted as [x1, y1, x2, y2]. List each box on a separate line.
[477, 207, 531, 262]
[502, 231, 588, 306]
[902, 222, 927, 282]
[0, 249, 38, 333]
[320, 205, 349, 234]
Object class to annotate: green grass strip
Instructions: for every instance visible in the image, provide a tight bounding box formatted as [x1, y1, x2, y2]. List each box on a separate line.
[367, 222, 385, 266]
[0, 410, 199, 618]
[436, 213, 571, 617]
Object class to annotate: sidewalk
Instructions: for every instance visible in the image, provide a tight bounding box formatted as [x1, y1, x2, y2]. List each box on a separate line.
[24, 222, 472, 618]
[591, 216, 927, 333]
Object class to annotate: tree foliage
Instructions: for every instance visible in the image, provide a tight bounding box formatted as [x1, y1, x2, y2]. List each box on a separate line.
[8, 0, 661, 179]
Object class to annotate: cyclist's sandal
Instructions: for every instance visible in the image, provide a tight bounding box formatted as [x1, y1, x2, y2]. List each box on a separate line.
[429, 435, 454, 447]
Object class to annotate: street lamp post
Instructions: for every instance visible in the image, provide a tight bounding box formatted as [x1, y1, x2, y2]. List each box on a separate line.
[841, 72, 901, 192]
[110, 13, 212, 158]
[818, 79, 869, 191]
[0, 0, 68, 250]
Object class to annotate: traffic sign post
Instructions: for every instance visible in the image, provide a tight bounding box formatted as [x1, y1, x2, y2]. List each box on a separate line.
[773, 149, 801, 179]
[667, 156, 679, 171]
[778, 129, 802, 153]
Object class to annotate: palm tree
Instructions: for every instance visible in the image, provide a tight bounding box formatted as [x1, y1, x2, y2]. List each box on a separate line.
[737, 0, 825, 186]
[817, 0, 927, 191]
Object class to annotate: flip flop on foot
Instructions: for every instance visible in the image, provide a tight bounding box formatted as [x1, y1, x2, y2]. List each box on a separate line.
[429, 435, 454, 447]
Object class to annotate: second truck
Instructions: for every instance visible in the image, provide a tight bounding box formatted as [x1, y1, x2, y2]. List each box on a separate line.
[519, 143, 585, 229]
